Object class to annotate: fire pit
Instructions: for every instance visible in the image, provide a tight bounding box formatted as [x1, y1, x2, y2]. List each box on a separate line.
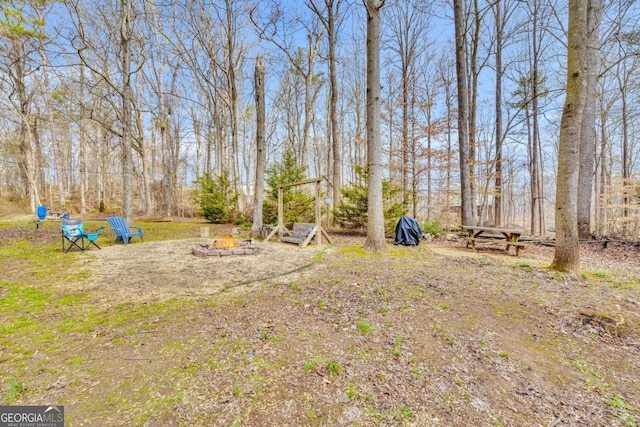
[192, 236, 259, 257]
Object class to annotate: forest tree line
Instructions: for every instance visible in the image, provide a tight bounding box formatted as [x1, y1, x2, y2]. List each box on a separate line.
[1, 0, 639, 239]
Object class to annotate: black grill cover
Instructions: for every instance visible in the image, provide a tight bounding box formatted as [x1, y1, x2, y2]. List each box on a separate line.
[394, 216, 423, 246]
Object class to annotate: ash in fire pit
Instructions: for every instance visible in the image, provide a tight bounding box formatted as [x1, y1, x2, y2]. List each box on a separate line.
[192, 236, 259, 257]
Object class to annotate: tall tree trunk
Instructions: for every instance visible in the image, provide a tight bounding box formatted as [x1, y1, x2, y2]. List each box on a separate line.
[134, 97, 152, 216]
[493, 0, 503, 226]
[253, 55, 266, 235]
[79, 64, 87, 214]
[308, 0, 344, 221]
[596, 101, 608, 237]
[531, 3, 542, 236]
[410, 86, 418, 218]
[551, 0, 588, 273]
[619, 80, 630, 233]
[577, 0, 603, 239]
[213, 97, 225, 176]
[12, 38, 40, 211]
[120, 0, 134, 223]
[224, 0, 240, 204]
[363, 0, 386, 252]
[302, 33, 320, 172]
[468, 0, 481, 223]
[328, 1, 341, 223]
[440, 63, 454, 215]
[193, 110, 203, 179]
[401, 60, 409, 210]
[425, 81, 433, 221]
[453, 0, 473, 226]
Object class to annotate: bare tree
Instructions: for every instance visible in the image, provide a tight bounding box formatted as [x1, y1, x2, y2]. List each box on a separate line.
[34, 3, 66, 208]
[67, 0, 140, 222]
[551, 0, 588, 272]
[363, 0, 386, 252]
[387, 0, 430, 214]
[528, 0, 545, 236]
[78, 64, 87, 214]
[251, 1, 324, 171]
[453, 0, 473, 226]
[253, 55, 266, 235]
[307, 0, 345, 220]
[493, 0, 504, 226]
[0, 2, 44, 212]
[439, 55, 456, 219]
[577, 0, 604, 239]
[119, 0, 134, 223]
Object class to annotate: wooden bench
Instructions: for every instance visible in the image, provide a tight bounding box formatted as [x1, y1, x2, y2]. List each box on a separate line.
[280, 223, 316, 246]
[465, 237, 529, 256]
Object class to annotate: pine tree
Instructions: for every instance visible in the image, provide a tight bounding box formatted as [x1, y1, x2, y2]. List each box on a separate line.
[194, 172, 239, 224]
[263, 149, 314, 227]
[334, 165, 403, 232]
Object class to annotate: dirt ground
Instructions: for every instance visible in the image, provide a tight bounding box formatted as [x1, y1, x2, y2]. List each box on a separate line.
[84, 238, 327, 303]
[79, 234, 640, 426]
[3, 228, 640, 426]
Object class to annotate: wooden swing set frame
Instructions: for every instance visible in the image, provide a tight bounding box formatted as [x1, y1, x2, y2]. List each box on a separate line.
[263, 177, 333, 248]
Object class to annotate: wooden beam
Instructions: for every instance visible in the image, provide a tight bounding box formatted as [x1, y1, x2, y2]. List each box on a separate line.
[264, 226, 278, 242]
[278, 177, 324, 189]
[315, 180, 322, 245]
[300, 226, 319, 248]
[277, 187, 284, 233]
[320, 226, 333, 244]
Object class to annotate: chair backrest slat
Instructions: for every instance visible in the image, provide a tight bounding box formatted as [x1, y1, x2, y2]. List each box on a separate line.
[107, 217, 127, 234]
[62, 219, 84, 237]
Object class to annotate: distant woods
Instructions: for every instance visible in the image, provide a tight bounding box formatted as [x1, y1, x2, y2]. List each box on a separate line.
[1, 1, 639, 239]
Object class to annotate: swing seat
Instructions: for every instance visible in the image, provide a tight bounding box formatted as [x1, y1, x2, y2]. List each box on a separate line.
[280, 223, 316, 246]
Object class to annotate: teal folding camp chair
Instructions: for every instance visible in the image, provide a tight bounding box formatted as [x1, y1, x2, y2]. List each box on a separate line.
[61, 219, 105, 252]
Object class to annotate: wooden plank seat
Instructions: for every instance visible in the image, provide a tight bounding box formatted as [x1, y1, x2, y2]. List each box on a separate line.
[280, 223, 316, 246]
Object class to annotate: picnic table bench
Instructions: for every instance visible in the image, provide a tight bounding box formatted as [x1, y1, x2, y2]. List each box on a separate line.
[460, 225, 528, 256]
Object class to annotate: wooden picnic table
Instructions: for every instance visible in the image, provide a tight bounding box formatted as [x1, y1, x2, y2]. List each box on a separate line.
[460, 225, 527, 256]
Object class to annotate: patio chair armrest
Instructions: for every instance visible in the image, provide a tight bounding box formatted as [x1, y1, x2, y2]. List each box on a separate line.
[84, 226, 106, 237]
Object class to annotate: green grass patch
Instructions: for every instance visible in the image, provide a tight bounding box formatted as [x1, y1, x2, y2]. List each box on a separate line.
[387, 246, 416, 258]
[66, 356, 85, 365]
[303, 356, 320, 373]
[5, 379, 28, 403]
[326, 360, 343, 376]
[390, 403, 414, 421]
[603, 394, 635, 411]
[287, 281, 301, 291]
[340, 245, 370, 257]
[356, 318, 372, 333]
[0, 283, 51, 314]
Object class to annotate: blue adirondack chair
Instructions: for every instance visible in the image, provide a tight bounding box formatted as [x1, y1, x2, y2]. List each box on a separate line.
[61, 219, 105, 252]
[107, 216, 144, 245]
